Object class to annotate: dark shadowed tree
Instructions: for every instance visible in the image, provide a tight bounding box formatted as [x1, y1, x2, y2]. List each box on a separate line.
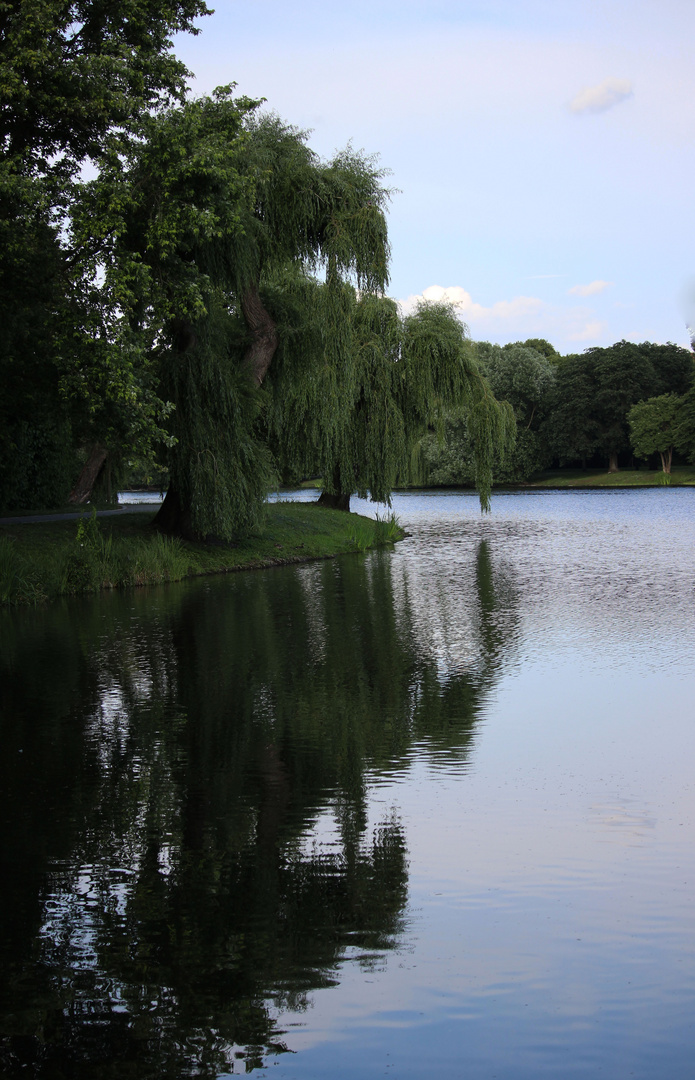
[0, 0, 212, 511]
[672, 386, 695, 464]
[545, 340, 693, 471]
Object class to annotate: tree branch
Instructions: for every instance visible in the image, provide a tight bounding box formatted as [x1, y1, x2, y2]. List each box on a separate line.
[240, 283, 278, 386]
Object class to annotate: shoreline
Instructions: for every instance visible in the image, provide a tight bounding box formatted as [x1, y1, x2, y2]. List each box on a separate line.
[0, 503, 402, 607]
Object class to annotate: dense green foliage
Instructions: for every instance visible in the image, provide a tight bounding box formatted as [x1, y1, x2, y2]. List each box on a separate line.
[266, 287, 514, 511]
[119, 101, 397, 538]
[673, 386, 695, 463]
[423, 340, 554, 485]
[1, 6, 511, 534]
[3, 3, 690, 519]
[626, 384, 695, 476]
[65, 88, 511, 537]
[628, 394, 683, 474]
[424, 338, 694, 486]
[0, 0, 210, 511]
[545, 341, 692, 472]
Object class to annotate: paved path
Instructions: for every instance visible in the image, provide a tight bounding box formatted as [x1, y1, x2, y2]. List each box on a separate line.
[0, 504, 162, 525]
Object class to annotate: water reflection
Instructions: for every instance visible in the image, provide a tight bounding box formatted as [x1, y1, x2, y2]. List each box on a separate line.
[0, 540, 517, 1077]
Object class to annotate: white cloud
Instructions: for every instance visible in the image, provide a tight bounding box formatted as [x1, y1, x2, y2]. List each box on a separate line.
[410, 285, 543, 322]
[568, 280, 613, 297]
[567, 320, 607, 341]
[569, 77, 633, 114]
[398, 284, 608, 351]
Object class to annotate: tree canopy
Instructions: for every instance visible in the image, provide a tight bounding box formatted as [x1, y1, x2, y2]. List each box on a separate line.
[114, 99, 397, 537]
[77, 94, 512, 538]
[266, 286, 514, 513]
[0, 18, 514, 530]
[0, 0, 211, 511]
[421, 341, 556, 486]
[628, 394, 682, 474]
[545, 340, 693, 471]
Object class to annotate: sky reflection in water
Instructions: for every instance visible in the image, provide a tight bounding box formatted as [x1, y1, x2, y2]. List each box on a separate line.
[1, 489, 694, 1078]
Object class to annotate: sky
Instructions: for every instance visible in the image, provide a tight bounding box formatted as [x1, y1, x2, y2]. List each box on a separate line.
[174, 0, 695, 354]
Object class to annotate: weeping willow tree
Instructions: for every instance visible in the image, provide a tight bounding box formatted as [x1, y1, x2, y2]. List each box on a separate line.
[263, 280, 515, 511]
[93, 88, 511, 538]
[100, 92, 392, 538]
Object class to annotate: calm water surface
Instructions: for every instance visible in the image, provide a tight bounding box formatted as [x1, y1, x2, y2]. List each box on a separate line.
[1, 489, 694, 1078]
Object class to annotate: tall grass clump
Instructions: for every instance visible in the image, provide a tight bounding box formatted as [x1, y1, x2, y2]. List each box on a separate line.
[374, 513, 403, 545]
[61, 509, 107, 593]
[114, 532, 189, 586]
[349, 513, 402, 552]
[60, 510, 189, 593]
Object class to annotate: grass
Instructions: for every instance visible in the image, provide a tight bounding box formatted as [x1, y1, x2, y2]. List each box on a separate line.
[524, 465, 695, 488]
[0, 502, 403, 606]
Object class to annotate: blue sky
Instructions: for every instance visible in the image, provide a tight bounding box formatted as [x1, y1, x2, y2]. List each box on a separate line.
[174, 0, 695, 353]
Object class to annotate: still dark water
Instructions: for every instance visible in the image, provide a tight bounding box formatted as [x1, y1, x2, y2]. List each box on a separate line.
[1, 489, 694, 1078]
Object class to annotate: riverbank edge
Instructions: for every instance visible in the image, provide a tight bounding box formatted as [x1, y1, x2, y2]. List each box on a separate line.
[0, 502, 402, 607]
[299, 467, 695, 493]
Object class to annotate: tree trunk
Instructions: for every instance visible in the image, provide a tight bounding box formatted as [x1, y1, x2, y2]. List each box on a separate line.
[659, 447, 673, 474]
[241, 283, 279, 386]
[69, 444, 108, 504]
[153, 485, 195, 540]
[317, 464, 351, 511]
[157, 292, 278, 539]
[154, 318, 198, 538]
[317, 490, 351, 511]
[608, 452, 619, 473]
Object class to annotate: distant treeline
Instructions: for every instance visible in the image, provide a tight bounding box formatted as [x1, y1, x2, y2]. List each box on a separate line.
[422, 337, 695, 483]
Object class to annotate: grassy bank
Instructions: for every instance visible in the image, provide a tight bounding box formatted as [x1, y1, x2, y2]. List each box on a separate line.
[301, 468, 695, 495]
[524, 466, 695, 488]
[0, 502, 401, 606]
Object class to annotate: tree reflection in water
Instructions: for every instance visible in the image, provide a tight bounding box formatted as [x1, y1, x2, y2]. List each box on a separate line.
[0, 541, 518, 1077]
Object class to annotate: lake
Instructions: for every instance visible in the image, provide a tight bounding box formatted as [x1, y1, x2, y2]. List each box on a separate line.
[1, 488, 694, 1078]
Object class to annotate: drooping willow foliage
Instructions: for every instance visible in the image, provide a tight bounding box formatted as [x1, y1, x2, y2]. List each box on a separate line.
[109, 89, 513, 538]
[162, 292, 274, 538]
[263, 282, 515, 511]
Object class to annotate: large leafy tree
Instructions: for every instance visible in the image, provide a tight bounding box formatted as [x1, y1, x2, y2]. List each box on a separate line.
[95, 99, 511, 538]
[628, 394, 682, 474]
[0, 0, 209, 166]
[97, 99, 394, 538]
[478, 342, 555, 481]
[265, 288, 514, 512]
[0, 0, 210, 511]
[1, 1, 514, 526]
[545, 341, 693, 471]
